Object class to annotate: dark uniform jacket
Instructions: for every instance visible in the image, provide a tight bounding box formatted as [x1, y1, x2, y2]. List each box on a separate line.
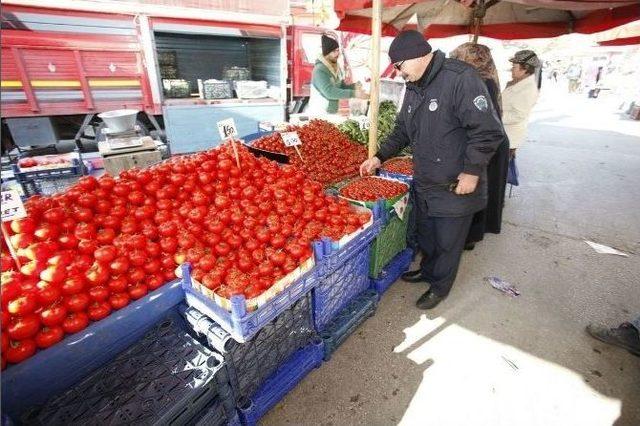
[377, 50, 505, 217]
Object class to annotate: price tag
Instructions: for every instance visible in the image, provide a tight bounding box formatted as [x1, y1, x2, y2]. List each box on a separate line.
[1, 190, 27, 222]
[393, 193, 409, 220]
[217, 118, 238, 140]
[356, 116, 370, 130]
[281, 131, 302, 147]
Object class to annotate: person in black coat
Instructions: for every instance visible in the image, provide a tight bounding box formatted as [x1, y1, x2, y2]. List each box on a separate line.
[450, 42, 510, 249]
[360, 31, 504, 310]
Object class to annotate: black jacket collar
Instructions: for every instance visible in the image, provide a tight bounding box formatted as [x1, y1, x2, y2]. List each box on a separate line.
[407, 50, 445, 94]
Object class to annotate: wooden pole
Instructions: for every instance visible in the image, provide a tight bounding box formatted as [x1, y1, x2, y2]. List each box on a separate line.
[368, 0, 382, 159]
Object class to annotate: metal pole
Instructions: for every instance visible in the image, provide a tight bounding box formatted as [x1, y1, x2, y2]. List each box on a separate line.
[368, 0, 382, 158]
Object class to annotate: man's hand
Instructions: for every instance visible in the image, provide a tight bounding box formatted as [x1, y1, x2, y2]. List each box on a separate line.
[454, 173, 479, 195]
[509, 148, 516, 159]
[360, 157, 381, 176]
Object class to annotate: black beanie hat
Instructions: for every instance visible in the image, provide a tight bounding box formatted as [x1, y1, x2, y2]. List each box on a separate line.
[321, 34, 340, 56]
[389, 30, 432, 64]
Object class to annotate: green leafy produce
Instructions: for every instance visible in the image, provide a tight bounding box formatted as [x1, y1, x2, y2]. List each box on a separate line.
[339, 101, 399, 150]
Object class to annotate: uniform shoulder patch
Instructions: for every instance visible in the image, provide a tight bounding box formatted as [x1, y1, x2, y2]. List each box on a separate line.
[473, 95, 488, 112]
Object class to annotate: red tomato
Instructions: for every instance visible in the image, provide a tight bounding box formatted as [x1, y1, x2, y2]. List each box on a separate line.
[8, 293, 39, 316]
[108, 276, 128, 293]
[7, 315, 41, 340]
[147, 274, 165, 291]
[109, 257, 130, 275]
[36, 280, 62, 306]
[128, 283, 148, 300]
[35, 326, 65, 348]
[62, 312, 89, 334]
[87, 301, 111, 321]
[129, 250, 146, 267]
[96, 228, 116, 245]
[40, 304, 67, 327]
[85, 263, 109, 286]
[94, 246, 117, 264]
[61, 275, 86, 296]
[109, 293, 130, 310]
[88, 285, 110, 302]
[6, 339, 37, 364]
[74, 223, 97, 241]
[10, 217, 36, 234]
[64, 293, 90, 313]
[40, 265, 66, 284]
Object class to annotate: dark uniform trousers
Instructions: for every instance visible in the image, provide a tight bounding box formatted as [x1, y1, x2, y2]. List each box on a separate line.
[415, 191, 474, 297]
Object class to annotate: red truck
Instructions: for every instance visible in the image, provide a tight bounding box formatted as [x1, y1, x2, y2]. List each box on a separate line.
[0, 1, 333, 153]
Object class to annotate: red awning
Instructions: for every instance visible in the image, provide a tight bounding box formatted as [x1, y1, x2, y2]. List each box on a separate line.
[597, 35, 640, 46]
[335, 1, 640, 40]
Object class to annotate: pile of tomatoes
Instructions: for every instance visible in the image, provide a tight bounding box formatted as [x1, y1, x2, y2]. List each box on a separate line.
[339, 176, 408, 202]
[1, 143, 371, 366]
[382, 157, 413, 176]
[252, 120, 367, 186]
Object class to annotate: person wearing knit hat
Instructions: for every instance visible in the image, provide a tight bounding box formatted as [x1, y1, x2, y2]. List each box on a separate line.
[360, 30, 505, 310]
[307, 33, 368, 115]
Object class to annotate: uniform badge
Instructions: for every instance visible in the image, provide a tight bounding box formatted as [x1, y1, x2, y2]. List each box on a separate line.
[428, 99, 438, 112]
[473, 95, 488, 112]
[408, 105, 412, 114]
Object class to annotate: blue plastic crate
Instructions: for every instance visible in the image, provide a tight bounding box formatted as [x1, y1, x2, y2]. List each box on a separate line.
[317, 202, 384, 276]
[320, 290, 378, 361]
[370, 248, 414, 298]
[378, 169, 412, 185]
[1, 280, 184, 421]
[19, 309, 235, 426]
[181, 251, 320, 343]
[237, 338, 324, 425]
[311, 219, 382, 332]
[188, 396, 241, 426]
[179, 293, 315, 404]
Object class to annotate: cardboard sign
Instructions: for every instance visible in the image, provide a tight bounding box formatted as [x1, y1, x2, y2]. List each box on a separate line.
[217, 118, 238, 140]
[1, 190, 27, 222]
[281, 131, 302, 147]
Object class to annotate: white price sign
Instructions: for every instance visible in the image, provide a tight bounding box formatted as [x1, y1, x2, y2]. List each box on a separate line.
[356, 116, 370, 130]
[217, 118, 238, 140]
[281, 131, 302, 147]
[1, 190, 27, 222]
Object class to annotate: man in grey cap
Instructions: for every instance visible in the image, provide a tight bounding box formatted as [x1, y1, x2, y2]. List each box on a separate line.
[502, 49, 540, 158]
[360, 30, 505, 309]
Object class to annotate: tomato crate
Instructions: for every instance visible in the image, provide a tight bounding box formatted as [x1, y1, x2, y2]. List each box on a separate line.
[19, 309, 236, 426]
[180, 249, 320, 343]
[179, 293, 315, 404]
[335, 176, 409, 211]
[12, 158, 87, 197]
[313, 239, 373, 332]
[237, 338, 324, 425]
[1, 280, 184, 421]
[370, 248, 414, 298]
[370, 203, 412, 279]
[320, 290, 378, 361]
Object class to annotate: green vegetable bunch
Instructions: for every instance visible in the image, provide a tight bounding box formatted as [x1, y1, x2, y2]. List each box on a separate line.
[339, 101, 401, 151]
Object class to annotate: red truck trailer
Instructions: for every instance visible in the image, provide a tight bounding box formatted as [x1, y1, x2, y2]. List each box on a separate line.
[1, 0, 294, 154]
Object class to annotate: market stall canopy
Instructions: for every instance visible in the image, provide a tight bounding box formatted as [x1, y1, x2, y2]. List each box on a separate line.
[593, 20, 640, 45]
[334, 0, 640, 39]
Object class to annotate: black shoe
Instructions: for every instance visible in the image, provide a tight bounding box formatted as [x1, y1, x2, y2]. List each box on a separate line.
[401, 269, 426, 283]
[416, 291, 445, 310]
[464, 242, 476, 251]
[586, 322, 640, 356]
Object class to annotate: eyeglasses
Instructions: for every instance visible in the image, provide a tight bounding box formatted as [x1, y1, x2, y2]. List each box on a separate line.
[393, 60, 405, 71]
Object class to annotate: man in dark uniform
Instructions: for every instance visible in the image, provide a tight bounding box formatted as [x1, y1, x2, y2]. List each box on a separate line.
[360, 30, 504, 310]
